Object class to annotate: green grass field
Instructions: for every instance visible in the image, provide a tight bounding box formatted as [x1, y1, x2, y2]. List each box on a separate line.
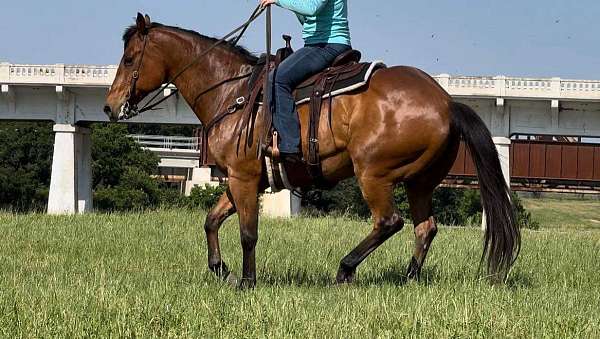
[1, 208, 599, 338]
[522, 197, 600, 230]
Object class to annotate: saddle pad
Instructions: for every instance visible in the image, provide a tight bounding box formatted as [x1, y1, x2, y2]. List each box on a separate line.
[294, 61, 386, 105]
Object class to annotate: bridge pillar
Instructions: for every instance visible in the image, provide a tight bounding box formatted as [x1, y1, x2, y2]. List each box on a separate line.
[482, 137, 512, 230]
[494, 137, 511, 186]
[261, 189, 301, 218]
[185, 167, 219, 195]
[47, 124, 93, 214]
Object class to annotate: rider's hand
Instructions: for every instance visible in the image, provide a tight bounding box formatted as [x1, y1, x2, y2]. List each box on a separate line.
[259, 0, 276, 9]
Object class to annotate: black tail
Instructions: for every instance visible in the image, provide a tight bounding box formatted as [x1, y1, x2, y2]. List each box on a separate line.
[450, 101, 521, 281]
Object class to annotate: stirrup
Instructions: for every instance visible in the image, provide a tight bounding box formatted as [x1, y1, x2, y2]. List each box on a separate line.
[271, 131, 280, 159]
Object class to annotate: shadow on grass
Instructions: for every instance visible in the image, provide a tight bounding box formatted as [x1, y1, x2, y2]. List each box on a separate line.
[355, 265, 442, 287]
[258, 270, 335, 287]
[204, 263, 535, 289]
[253, 264, 443, 288]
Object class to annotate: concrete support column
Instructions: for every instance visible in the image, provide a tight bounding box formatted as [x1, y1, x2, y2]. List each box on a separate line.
[185, 167, 219, 195]
[0, 62, 9, 81]
[48, 124, 93, 214]
[551, 99, 560, 131]
[493, 137, 511, 186]
[261, 190, 301, 218]
[482, 137, 511, 230]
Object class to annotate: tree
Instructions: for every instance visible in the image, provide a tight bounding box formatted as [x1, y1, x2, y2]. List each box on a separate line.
[91, 123, 162, 211]
[0, 122, 54, 211]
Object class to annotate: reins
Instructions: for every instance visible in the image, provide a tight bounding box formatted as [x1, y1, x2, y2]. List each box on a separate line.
[121, 5, 266, 119]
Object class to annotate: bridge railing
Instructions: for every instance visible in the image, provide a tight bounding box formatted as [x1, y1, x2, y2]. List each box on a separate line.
[2, 62, 600, 100]
[1, 63, 117, 86]
[432, 74, 600, 100]
[129, 134, 199, 150]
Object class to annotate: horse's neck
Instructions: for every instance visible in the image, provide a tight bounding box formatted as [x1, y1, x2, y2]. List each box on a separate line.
[167, 38, 253, 126]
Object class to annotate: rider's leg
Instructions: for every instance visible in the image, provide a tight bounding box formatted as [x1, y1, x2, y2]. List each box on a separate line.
[269, 43, 351, 154]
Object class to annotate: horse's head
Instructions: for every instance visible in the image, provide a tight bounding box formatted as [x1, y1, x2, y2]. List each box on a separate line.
[104, 13, 167, 121]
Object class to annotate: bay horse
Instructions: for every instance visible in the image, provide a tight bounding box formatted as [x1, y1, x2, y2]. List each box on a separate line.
[104, 14, 520, 287]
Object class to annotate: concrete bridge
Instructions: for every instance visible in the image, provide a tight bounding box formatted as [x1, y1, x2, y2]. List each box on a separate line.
[1, 62, 600, 214]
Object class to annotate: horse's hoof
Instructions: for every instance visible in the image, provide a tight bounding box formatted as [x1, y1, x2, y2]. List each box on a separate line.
[209, 261, 230, 278]
[405, 257, 421, 281]
[238, 277, 256, 290]
[335, 267, 356, 284]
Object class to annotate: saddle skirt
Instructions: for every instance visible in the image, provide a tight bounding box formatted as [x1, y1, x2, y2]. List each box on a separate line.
[294, 61, 386, 105]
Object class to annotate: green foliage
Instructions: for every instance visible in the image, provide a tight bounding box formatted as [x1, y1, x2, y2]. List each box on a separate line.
[432, 188, 483, 226]
[303, 178, 536, 228]
[91, 124, 158, 188]
[302, 179, 370, 218]
[187, 184, 228, 210]
[157, 187, 189, 208]
[512, 193, 540, 230]
[0, 122, 54, 211]
[91, 124, 161, 211]
[94, 168, 162, 211]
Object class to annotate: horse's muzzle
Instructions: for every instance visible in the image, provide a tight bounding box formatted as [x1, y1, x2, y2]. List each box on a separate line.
[104, 105, 119, 122]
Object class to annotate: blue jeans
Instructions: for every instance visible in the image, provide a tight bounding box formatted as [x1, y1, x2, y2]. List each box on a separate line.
[269, 43, 351, 154]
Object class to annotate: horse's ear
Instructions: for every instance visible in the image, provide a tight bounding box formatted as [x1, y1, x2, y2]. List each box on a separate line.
[136, 12, 148, 35]
[144, 14, 152, 27]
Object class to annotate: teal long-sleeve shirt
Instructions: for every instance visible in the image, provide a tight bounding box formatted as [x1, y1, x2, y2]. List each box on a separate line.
[275, 0, 351, 46]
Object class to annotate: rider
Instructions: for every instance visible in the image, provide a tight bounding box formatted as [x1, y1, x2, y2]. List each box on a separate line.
[260, 0, 351, 161]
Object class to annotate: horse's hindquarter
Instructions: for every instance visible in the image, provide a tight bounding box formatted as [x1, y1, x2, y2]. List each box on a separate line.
[344, 66, 454, 181]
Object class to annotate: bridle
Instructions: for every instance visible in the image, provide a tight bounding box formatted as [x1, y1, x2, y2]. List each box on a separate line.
[118, 5, 266, 121]
[120, 32, 150, 120]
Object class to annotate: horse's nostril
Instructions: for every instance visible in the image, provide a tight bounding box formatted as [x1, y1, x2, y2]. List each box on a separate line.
[103, 105, 112, 114]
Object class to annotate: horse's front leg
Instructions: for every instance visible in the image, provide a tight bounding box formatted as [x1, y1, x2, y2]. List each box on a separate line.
[228, 174, 261, 289]
[205, 189, 237, 282]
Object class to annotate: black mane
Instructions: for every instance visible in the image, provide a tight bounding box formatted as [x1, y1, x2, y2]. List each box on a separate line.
[122, 23, 258, 63]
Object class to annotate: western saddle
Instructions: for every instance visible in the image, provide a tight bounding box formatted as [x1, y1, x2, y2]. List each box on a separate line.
[241, 36, 383, 190]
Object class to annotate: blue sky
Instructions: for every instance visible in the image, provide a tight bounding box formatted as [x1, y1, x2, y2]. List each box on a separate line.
[0, 0, 598, 79]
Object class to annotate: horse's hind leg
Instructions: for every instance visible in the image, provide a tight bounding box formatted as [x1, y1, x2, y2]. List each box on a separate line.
[336, 177, 405, 283]
[405, 183, 437, 280]
[205, 189, 237, 280]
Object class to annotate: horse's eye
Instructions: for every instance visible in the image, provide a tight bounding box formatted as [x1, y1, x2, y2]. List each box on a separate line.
[123, 57, 134, 66]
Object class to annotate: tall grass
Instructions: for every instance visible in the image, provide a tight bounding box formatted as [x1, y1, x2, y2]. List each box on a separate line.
[1, 210, 599, 337]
